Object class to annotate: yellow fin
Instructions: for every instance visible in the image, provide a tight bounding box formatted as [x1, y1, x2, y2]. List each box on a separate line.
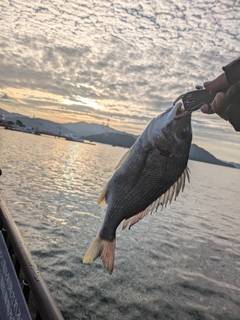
[115, 146, 133, 170]
[98, 145, 134, 205]
[98, 184, 108, 205]
[83, 234, 116, 274]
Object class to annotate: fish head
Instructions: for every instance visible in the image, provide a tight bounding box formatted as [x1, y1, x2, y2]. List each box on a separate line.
[149, 102, 192, 155]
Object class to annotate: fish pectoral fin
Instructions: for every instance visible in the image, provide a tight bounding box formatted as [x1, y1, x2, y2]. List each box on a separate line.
[98, 184, 108, 205]
[83, 234, 116, 274]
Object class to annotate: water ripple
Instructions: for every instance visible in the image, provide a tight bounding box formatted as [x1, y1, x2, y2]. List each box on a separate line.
[1, 129, 240, 319]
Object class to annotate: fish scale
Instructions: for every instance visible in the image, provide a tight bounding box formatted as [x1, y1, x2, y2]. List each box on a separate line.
[99, 152, 171, 239]
[83, 102, 192, 274]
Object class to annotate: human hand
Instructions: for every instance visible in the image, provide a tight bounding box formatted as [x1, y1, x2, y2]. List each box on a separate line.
[201, 71, 240, 131]
[200, 72, 230, 119]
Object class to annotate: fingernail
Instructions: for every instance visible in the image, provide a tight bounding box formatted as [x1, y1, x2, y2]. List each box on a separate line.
[203, 81, 211, 89]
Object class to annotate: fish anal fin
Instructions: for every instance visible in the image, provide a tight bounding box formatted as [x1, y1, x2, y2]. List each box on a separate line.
[122, 210, 147, 230]
[144, 166, 190, 214]
[83, 234, 116, 274]
[122, 166, 190, 230]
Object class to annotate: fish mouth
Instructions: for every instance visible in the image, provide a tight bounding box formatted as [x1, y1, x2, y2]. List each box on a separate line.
[174, 102, 191, 120]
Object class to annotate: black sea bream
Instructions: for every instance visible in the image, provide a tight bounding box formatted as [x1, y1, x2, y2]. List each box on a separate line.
[83, 102, 192, 273]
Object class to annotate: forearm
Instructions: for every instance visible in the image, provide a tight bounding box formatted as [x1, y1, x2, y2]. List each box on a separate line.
[222, 56, 240, 85]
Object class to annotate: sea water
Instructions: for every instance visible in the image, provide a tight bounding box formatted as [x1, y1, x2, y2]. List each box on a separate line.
[1, 128, 240, 320]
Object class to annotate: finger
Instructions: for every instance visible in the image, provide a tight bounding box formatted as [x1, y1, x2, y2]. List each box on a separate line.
[203, 73, 230, 92]
[200, 103, 213, 114]
[200, 92, 226, 116]
[212, 92, 227, 119]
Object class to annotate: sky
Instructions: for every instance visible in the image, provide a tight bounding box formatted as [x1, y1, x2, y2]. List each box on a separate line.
[0, 0, 240, 162]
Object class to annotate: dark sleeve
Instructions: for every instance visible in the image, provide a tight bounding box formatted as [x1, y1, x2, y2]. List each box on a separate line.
[222, 56, 240, 84]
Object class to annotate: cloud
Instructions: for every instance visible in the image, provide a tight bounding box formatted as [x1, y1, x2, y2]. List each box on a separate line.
[0, 0, 239, 161]
[2, 93, 10, 99]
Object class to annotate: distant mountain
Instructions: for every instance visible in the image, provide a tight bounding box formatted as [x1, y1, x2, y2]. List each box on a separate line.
[0, 107, 238, 168]
[85, 133, 236, 168]
[1, 108, 123, 137]
[85, 132, 136, 148]
[0, 108, 24, 119]
[229, 162, 240, 169]
[189, 144, 235, 168]
[62, 122, 121, 137]
[2, 114, 72, 136]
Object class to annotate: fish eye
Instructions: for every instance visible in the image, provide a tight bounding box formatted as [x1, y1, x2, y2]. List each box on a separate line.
[176, 128, 189, 139]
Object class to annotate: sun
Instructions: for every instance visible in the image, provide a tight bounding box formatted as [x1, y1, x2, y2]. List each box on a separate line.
[63, 96, 104, 110]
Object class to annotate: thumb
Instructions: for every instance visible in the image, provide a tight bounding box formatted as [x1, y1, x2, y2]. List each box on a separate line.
[204, 73, 230, 92]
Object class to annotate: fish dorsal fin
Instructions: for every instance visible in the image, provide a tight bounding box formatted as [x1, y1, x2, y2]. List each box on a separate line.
[98, 146, 134, 205]
[98, 184, 108, 205]
[115, 146, 133, 170]
[122, 167, 190, 229]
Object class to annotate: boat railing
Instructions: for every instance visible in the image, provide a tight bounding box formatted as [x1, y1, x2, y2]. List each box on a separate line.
[0, 196, 65, 320]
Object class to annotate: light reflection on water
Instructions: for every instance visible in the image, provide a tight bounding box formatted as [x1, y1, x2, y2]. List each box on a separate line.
[1, 128, 240, 320]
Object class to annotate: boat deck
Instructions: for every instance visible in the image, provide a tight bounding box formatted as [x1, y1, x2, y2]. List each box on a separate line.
[0, 196, 64, 320]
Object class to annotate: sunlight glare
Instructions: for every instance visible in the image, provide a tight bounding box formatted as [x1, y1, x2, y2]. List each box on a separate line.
[63, 96, 104, 110]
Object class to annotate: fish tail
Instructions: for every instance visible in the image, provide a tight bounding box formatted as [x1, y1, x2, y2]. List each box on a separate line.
[83, 234, 116, 274]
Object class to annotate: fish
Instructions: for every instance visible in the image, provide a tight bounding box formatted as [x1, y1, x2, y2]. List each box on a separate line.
[83, 102, 192, 274]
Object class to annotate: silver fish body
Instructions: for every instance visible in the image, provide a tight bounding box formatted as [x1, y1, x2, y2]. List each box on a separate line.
[83, 102, 192, 273]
